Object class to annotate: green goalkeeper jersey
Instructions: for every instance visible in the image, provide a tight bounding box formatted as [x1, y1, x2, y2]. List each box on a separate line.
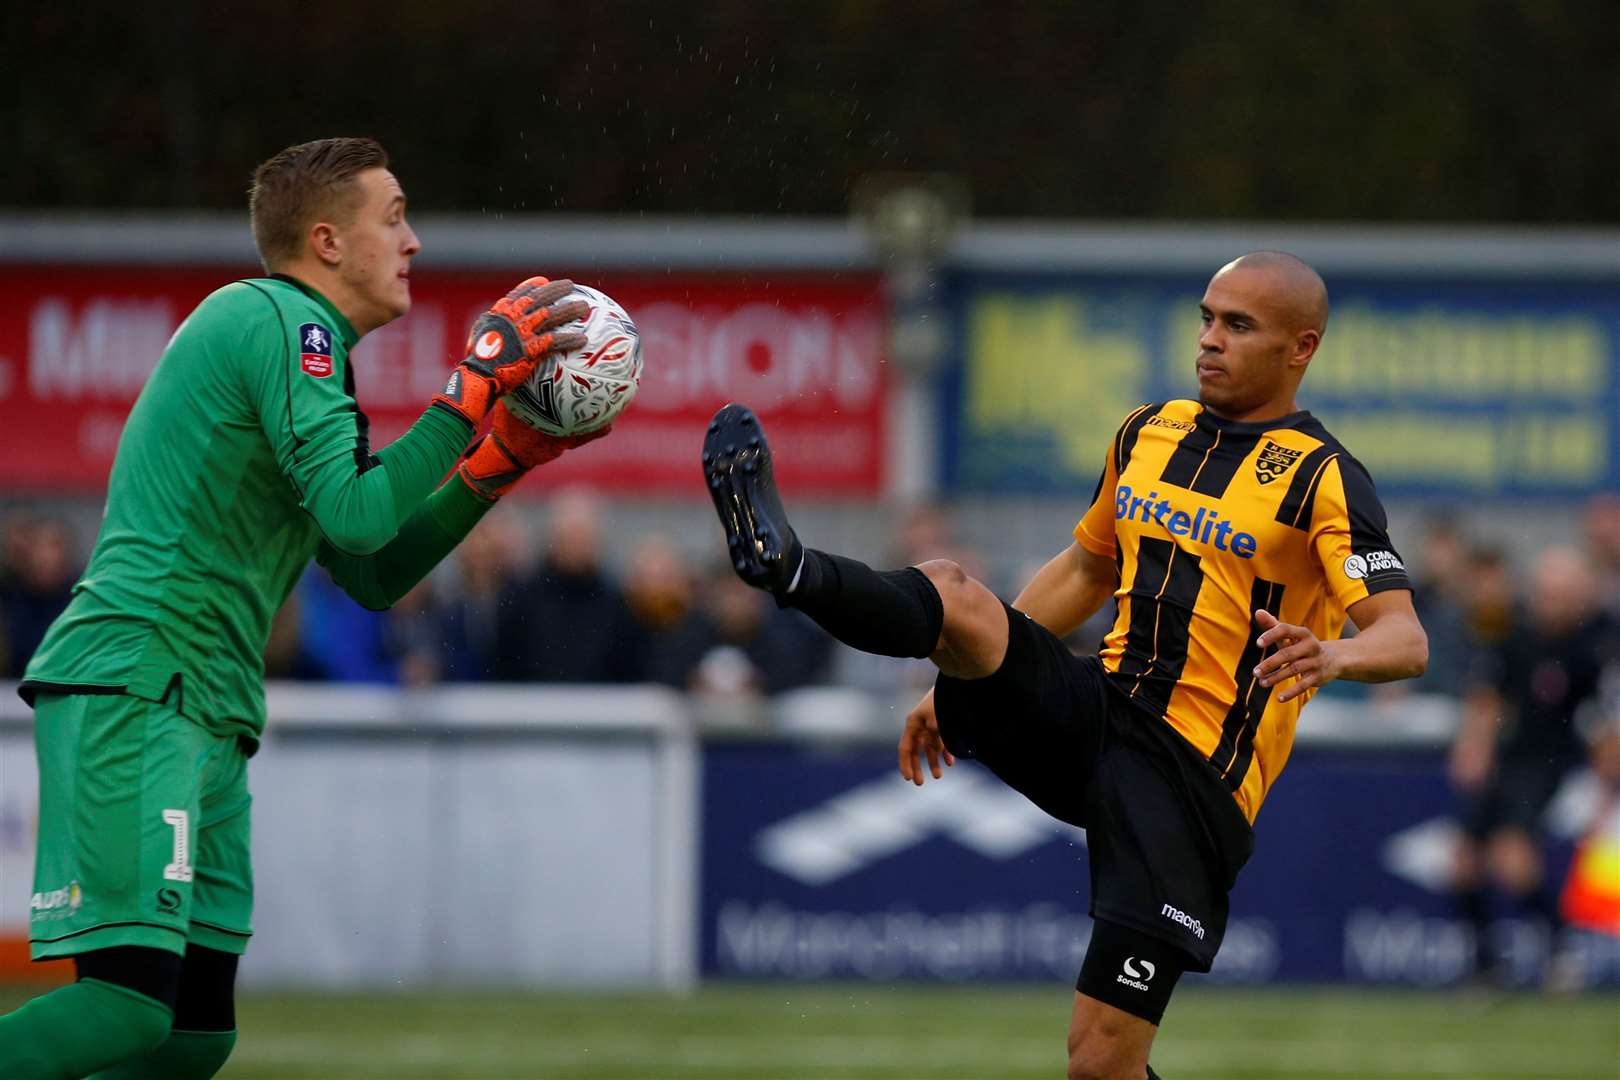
[23, 275, 487, 744]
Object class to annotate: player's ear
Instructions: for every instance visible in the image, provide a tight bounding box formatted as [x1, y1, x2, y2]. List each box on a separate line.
[308, 221, 342, 268]
[1291, 328, 1320, 368]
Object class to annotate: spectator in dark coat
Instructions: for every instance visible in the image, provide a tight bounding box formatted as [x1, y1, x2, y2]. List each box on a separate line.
[493, 490, 638, 683]
[0, 516, 80, 678]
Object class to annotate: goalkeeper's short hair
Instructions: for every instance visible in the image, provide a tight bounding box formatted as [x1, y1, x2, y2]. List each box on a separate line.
[249, 137, 389, 271]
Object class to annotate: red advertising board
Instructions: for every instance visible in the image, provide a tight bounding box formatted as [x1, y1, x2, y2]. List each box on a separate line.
[0, 266, 887, 498]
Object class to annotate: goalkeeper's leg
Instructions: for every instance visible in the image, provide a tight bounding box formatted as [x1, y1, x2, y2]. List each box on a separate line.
[0, 947, 177, 1079]
[702, 403, 1008, 679]
[93, 945, 240, 1079]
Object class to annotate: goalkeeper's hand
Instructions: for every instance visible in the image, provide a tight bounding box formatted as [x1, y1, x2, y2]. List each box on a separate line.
[456, 401, 612, 501]
[432, 277, 588, 430]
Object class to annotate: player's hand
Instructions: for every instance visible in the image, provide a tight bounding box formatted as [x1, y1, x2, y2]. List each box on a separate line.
[456, 401, 612, 501]
[1252, 609, 1343, 704]
[432, 277, 589, 429]
[898, 687, 955, 786]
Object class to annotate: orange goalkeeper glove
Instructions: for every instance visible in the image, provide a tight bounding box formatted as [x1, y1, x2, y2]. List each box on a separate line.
[432, 276, 588, 430]
[456, 401, 612, 500]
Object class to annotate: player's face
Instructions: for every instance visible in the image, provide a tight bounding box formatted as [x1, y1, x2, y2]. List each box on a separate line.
[337, 168, 421, 333]
[1195, 269, 1303, 420]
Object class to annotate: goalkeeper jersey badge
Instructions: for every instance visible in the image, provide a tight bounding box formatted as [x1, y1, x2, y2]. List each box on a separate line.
[300, 323, 333, 378]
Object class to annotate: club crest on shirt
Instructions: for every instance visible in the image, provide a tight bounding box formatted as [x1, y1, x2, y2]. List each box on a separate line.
[1254, 440, 1304, 485]
[300, 322, 333, 378]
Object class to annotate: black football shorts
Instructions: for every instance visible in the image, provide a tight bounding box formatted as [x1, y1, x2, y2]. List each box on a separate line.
[933, 602, 1253, 975]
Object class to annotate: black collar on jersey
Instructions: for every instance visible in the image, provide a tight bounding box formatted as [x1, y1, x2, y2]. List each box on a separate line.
[1195, 405, 1315, 434]
[270, 272, 318, 299]
[268, 273, 359, 349]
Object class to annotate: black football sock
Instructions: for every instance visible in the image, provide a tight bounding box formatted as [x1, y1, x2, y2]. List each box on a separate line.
[1146, 1066, 1164, 1080]
[781, 550, 944, 659]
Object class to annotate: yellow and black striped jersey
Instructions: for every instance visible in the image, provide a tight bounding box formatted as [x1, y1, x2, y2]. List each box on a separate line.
[1074, 399, 1411, 823]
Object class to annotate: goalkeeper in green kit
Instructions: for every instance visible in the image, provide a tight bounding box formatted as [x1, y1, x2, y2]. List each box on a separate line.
[0, 137, 604, 1079]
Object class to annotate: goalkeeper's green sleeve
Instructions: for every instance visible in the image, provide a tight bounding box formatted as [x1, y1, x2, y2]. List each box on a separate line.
[316, 474, 491, 611]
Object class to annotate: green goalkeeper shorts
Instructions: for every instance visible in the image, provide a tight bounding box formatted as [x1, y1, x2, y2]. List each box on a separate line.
[28, 691, 253, 960]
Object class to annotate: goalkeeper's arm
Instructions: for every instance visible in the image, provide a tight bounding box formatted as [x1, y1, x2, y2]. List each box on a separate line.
[315, 475, 488, 611]
[260, 277, 588, 558]
[318, 406, 609, 610]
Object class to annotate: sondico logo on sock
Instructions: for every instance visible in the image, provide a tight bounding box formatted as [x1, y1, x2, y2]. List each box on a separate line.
[1117, 956, 1156, 992]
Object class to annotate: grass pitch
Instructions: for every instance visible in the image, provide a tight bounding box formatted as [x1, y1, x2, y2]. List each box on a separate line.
[4, 983, 1617, 1078]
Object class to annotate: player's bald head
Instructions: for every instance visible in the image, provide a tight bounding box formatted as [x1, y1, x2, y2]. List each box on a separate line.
[1214, 251, 1330, 336]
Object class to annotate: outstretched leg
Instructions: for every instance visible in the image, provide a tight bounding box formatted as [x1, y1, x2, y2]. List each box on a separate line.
[703, 403, 1007, 676]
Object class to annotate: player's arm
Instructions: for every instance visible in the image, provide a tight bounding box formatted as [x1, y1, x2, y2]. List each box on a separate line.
[1253, 589, 1428, 701]
[1256, 456, 1427, 703]
[1448, 683, 1505, 791]
[1013, 541, 1117, 638]
[313, 476, 488, 611]
[1446, 637, 1511, 789]
[1021, 410, 1138, 636]
[316, 418, 608, 610]
[254, 278, 587, 558]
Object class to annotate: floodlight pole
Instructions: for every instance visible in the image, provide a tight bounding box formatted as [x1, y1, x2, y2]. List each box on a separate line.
[855, 177, 967, 504]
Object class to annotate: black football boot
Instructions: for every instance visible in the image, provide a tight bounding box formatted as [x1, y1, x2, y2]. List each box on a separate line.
[702, 403, 804, 595]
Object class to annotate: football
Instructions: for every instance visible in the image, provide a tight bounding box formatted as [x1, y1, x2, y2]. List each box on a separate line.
[504, 284, 642, 436]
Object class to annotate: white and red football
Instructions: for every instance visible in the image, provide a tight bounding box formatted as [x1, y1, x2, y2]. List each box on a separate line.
[505, 284, 642, 436]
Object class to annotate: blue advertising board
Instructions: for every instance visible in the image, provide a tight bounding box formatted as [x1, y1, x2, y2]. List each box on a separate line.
[700, 739, 1612, 986]
[941, 272, 1620, 497]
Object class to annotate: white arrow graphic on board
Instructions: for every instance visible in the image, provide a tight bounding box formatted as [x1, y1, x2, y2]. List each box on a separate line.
[754, 771, 1083, 886]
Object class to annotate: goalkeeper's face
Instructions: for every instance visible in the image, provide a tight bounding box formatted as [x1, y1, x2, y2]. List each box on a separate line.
[337, 168, 421, 331]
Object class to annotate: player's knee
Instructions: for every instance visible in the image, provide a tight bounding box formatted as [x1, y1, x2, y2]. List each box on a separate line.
[917, 559, 1002, 665]
[127, 1003, 177, 1059]
[916, 558, 970, 600]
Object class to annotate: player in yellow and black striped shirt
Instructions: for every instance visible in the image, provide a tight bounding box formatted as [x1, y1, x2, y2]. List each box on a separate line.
[1074, 394, 1413, 824]
[702, 251, 1428, 1080]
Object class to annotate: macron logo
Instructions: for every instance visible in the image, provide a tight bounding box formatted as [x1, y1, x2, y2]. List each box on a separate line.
[1162, 903, 1206, 940]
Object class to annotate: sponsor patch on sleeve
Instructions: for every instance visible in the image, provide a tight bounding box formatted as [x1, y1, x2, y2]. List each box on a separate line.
[1343, 550, 1406, 584]
[299, 322, 333, 378]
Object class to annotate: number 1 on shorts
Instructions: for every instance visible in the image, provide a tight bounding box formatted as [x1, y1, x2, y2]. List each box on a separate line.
[162, 808, 194, 883]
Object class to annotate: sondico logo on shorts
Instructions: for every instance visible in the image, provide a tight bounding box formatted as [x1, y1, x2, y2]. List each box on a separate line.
[1342, 550, 1405, 581]
[1162, 902, 1206, 940]
[1116, 956, 1156, 993]
[30, 881, 82, 921]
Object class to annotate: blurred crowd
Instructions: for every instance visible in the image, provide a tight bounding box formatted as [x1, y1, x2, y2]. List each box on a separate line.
[4, 494, 1619, 709]
[261, 490, 838, 701]
[0, 494, 1002, 706]
[4, 492, 1620, 983]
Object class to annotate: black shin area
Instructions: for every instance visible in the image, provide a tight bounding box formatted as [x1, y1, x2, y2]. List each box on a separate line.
[76, 945, 183, 1011]
[784, 552, 944, 659]
[172, 945, 240, 1031]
